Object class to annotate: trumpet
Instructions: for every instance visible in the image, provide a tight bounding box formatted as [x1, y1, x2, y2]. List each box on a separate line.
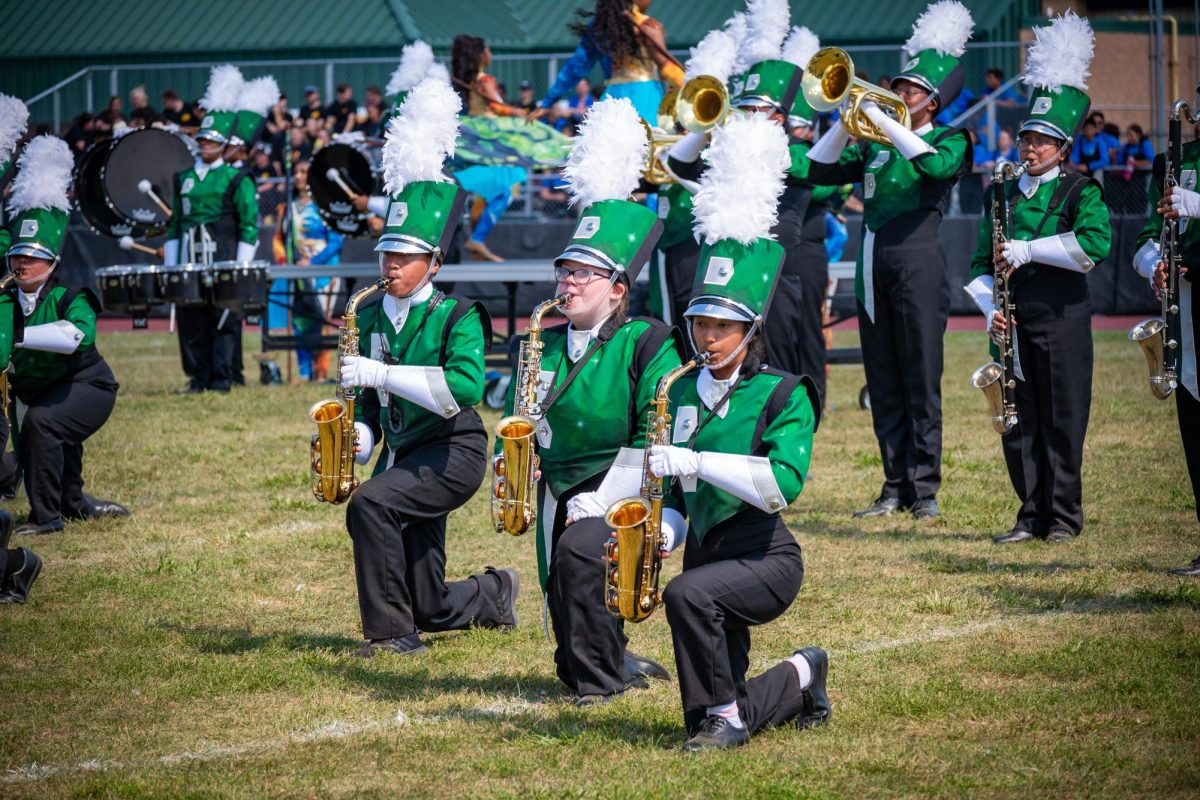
[674, 75, 730, 134]
[640, 119, 681, 185]
[801, 47, 911, 146]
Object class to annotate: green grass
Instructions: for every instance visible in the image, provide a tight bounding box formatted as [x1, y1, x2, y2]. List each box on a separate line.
[1, 330, 1198, 799]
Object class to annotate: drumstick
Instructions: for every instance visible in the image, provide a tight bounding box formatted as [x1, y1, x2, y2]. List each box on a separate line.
[325, 168, 361, 200]
[137, 179, 173, 217]
[118, 235, 159, 256]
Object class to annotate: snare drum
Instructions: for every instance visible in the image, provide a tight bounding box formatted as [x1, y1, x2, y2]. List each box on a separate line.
[210, 260, 269, 315]
[96, 265, 136, 314]
[158, 263, 210, 306]
[125, 264, 162, 314]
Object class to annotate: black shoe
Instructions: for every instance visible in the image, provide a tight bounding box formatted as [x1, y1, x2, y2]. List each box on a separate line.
[1168, 556, 1200, 577]
[0, 510, 13, 550]
[911, 498, 939, 520]
[65, 493, 130, 521]
[853, 497, 901, 518]
[352, 634, 427, 657]
[624, 650, 671, 681]
[992, 528, 1034, 545]
[15, 518, 64, 536]
[1046, 529, 1075, 543]
[680, 715, 750, 752]
[0, 548, 42, 604]
[481, 566, 518, 631]
[794, 647, 831, 730]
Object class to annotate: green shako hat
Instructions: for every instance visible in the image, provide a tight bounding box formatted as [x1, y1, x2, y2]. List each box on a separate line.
[0, 93, 30, 184]
[893, 1, 974, 110]
[376, 74, 465, 257]
[231, 75, 280, 149]
[384, 41, 447, 126]
[735, 60, 802, 114]
[1019, 12, 1095, 143]
[685, 112, 790, 324]
[6, 136, 74, 262]
[779, 26, 822, 125]
[196, 65, 244, 146]
[556, 96, 662, 283]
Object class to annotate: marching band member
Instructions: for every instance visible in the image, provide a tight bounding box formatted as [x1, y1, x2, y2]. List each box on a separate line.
[496, 97, 684, 705]
[1, 136, 127, 537]
[339, 77, 518, 657]
[650, 114, 827, 751]
[807, 0, 975, 519]
[163, 65, 259, 393]
[1135, 81, 1200, 575]
[966, 13, 1109, 545]
[0, 93, 30, 500]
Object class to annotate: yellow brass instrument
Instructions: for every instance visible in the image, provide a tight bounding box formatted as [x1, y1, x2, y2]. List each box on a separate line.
[491, 294, 568, 535]
[1129, 99, 1199, 399]
[640, 119, 681, 185]
[603, 351, 711, 623]
[801, 47, 912, 146]
[971, 159, 1028, 435]
[675, 75, 730, 134]
[309, 277, 389, 504]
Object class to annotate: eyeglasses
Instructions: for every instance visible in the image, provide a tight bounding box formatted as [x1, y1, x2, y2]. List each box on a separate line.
[1017, 137, 1059, 151]
[554, 265, 610, 286]
[893, 86, 927, 98]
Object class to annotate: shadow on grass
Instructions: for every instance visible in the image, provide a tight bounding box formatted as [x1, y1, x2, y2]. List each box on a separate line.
[915, 549, 1095, 576]
[157, 622, 361, 655]
[801, 517, 981, 543]
[980, 581, 1200, 614]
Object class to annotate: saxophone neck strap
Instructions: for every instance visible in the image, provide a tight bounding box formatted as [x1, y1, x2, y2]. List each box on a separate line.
[537, 335, 609, 417]
[380, 290, 446, 366]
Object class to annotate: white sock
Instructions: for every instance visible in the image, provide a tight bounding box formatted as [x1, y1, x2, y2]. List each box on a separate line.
[787, 652, 813, 690]
[706, 700, 745, 729]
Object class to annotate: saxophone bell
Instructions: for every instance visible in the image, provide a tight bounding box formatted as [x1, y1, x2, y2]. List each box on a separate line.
[1128, 317, 1177, 399]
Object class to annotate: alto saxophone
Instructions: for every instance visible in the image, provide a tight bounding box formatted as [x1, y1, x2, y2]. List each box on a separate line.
[603, 352, 710, 623]
[309, 278, 390, 504]
[971, 158, 1028, 435]
[491, 294, 568, 535]
[1130, 99, 1199, 399]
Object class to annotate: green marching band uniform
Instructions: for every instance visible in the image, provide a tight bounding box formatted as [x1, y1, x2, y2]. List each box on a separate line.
[1134, 87, 1200, 574]
[0, 135, 126, 574]
[163, 65, 259, 393]
[807, 0, 974, 519]
[964, 12, 1110, 543]
[339, 76, 517, 656]
[649, 112, 828, 751]
[496, 97, 684, 703]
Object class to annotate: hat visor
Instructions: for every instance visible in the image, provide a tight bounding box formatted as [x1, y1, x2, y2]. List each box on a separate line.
[375, 235, 435, 255]
[6, 243, 58, 262]
[892, 73, 935, 94]
[684, 297, 757, 323]
[553, 244, 621, 275]
[1018, 120, 1069, 142]
[735, 96, 784, 113]
[195, 130, 228, 145]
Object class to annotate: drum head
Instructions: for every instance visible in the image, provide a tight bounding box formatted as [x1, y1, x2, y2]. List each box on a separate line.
[102, 129, 193, 237]
[309, 143, 375, 236]
[75, 140, 134, 237]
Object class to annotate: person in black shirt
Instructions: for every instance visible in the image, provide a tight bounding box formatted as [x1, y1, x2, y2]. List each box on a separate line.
[360, 86, 386, 137]
[302, 86, 324, 124]
[516, 80, 537, 114]
[325, 83, 356, 135]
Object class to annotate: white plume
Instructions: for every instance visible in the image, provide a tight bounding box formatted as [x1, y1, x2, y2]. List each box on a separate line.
[726, 13, 753, 73]
[904, 0, 974, 58]
[199, 64, 244, 112]
[780, 26, 820, 70]
[1023, 11, 1094, 92]
[741, 0, 792, 68]
[693, 113, 789, 246]
[562, 97, 648, 209]
[686, 29, 738, 83]
[0, 94, 29, 163]
[237, 76, 280, 114]
[7, 135, 73, 215]
[386, 41, 437, 96]
[381, 76, 461, 195]
[426, 62, 450, 86]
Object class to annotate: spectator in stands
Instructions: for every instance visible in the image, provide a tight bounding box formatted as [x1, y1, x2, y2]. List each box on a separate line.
[265, 94, 292, 170]
[984, 127, 1018, 169]
[160, 90, 197, 127]
[289, 118, 313, 165]
[105, 95, 122, 117]
[1120, 123, 1155, 169]
[516, 80, 537, 113]
[325, 83, 356, 135]
[63, 113, 94, 162]
[129, 85, 154, 124]
[877, 75, 892, 91]
[1088, 111, 1121, 163]
[1071, 116, 1110, 174]
[968, 128, 989, 169]
[360, 85, 386, 137]
[980, 68, 1021, 108]
[936, 84, 975, 127]
[301, 86, 324, 124]
[555, 79, 593, 132]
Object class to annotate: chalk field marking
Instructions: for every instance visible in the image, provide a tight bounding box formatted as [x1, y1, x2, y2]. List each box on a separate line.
[1, 609, 1073, 784]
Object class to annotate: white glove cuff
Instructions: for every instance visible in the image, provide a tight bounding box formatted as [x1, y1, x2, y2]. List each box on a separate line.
[236, 241, 258, 263]
[367, 195, 390, 218]
[594, 448, 645, 507]
[808, 121, 850, 164]
[1133, 239, 1161, 280]
[163, 239, 180, 266]
[667, 131, 708, 164]
[381, 365, 460, 418]
[963, 275, 997, 319]
[354, 422, 375, 465]
[661, 507, 687, 552]
[1028, 233, 1094, 273]
[695, 451, 787, 513]
[18, 320, 84, 354]
[876, 115, 935, 160]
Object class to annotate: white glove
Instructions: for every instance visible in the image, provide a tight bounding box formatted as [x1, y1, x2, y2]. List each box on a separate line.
[648, 445, 702, 478]
[353, 422, 375, 465]
[1170, 186, 1200, 219]
[340, 354, 390, 389]
[163, 239, 179, 266]
[667, 131, 708, 164]
[861, 101, 935, 161]
[565, 491, 609, 523]
[235, 241, 257, 262]
[1001, 239, 1033, 269]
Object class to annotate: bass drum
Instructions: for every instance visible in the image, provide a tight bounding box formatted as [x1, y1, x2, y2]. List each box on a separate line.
[76, 140, 136, 238]
[75, 129, 193, 238]
[309, 142, 378, 238]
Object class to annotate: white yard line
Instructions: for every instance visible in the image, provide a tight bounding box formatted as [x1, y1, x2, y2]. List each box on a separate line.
[0, 608, 1077, 785]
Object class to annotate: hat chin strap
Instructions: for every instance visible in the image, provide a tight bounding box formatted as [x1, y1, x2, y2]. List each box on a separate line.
[563, 272, 620, 322]
[687, 318, 760, 371]
[384, 251, 440, 299]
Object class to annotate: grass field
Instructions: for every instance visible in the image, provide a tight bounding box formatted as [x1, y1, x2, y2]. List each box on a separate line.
[1, 328, 1198, 799]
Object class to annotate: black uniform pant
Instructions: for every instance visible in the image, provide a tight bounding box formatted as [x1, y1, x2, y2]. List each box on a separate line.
[20, 365, 118, 525]
[661, 238, 702, 327]
[1177, 386, 1200, 527]
[0, 414, 20, 497]
[860, 237, 950, 505]
[663, 513, 806, 736]
[177, 302, 242, 392]
[345, 411, 501, 640]
[545, 472, 637, 698]
[765, 242, 829, 405]
[1001, 275, 1092, 535]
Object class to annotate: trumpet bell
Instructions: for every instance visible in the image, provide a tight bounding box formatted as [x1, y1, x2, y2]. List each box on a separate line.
[675, 75, 729, 134]
[801, 47, 912, 146]
[1128, 317, 1176, 399]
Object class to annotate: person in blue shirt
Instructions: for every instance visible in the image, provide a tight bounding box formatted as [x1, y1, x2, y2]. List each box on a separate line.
[1088, 111, 1122, 163]
[980, 68, 1022, 108]
[1120, 123, 1155, 168]
[1071, 117, 1110, 174]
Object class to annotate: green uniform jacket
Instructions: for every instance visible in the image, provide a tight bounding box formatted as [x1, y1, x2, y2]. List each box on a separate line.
[1, 284, 104, 401]
[1137, 142, 1200, 258]
[786, 140, 839, 205]
[663, 368, 816, 542]
[353, 292, 488, 471]
[165, 162, 258, 246]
